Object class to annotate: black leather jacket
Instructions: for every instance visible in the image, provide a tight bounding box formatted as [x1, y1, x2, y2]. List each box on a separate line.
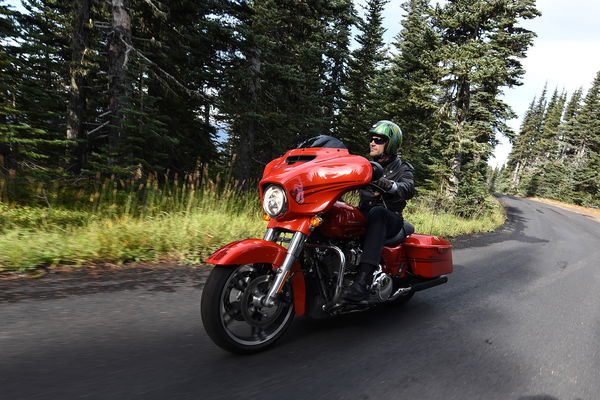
[358, 156, 415, 216]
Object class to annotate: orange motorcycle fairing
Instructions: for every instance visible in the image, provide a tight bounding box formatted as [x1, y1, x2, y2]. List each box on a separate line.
[205, 239, 306, 315]
[259, 148, 372, 220]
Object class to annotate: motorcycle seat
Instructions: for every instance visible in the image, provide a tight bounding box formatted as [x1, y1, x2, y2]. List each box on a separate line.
[384, 221, 415, 246]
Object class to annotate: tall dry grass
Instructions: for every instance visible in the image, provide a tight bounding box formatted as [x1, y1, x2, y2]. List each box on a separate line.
[0, 174, 504, 271]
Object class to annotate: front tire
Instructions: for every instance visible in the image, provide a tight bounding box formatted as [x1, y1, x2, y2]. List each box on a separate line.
[201, 264, 295, 354]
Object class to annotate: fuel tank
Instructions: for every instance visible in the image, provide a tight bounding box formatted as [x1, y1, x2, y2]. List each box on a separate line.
[319, 201, 366, 238]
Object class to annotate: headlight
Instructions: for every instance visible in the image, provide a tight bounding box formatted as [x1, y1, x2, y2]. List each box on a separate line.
[262, 185, 287, 218]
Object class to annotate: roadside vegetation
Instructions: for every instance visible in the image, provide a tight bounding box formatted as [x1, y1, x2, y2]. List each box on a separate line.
[493, 72, 600, 207]
[0, 176, 504, 272]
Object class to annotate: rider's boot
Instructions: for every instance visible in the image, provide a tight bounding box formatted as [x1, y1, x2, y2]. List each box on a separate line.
[342, 263, 376, 302]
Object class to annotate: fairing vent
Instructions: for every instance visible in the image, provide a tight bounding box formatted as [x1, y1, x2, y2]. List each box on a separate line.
[285, 155, 317, 165]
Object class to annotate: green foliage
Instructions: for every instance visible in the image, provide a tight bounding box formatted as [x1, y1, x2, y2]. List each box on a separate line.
[501, 70, 600, 208]
[340, 0, 389, 154]
[0, 0, 70, 176]
[0, 175, 505, 271]
[433, 0, 539, 211]
[386, 0, 444, 190]
[2, 0, 546, 224]
[405, 195, 504, 237]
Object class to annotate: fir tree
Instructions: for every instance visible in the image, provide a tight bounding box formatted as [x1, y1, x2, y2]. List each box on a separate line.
[541, 89, 566, 159]
[434, 0, 540, 214]
[65, 0, 91, 173]
[571, 71, 600, 206]
[3, 0, 71, 177]
[340, 0, 388, 154]
[387, 0, 443, 190]
[322, 0, 356, 136]
[556, 88, 581, 160]
[0, 1, 25, 174]
[222, 0, 334, 184]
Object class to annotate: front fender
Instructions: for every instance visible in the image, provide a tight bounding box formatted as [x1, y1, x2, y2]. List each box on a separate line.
[205, 239, 287, 267]
[205, 239, 306, 315]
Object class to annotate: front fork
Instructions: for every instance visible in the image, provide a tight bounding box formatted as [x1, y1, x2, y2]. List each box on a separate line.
[262, 229, 307, 307]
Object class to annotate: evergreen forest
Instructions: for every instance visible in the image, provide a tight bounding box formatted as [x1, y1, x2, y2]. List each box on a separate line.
[495, 72, 600, 208]
[1, 0, 544, 218]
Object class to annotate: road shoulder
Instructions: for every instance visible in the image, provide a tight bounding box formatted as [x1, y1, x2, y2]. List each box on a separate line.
[527, 197, 600, 224]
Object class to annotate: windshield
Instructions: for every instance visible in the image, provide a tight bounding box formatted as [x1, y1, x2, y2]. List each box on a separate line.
[295, 135, 347, 150]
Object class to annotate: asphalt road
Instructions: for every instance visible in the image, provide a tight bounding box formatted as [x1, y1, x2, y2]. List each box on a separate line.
[2, 196, 600, 400]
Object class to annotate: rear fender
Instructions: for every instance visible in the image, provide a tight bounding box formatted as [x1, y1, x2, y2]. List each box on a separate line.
[205, 239, 306, 316]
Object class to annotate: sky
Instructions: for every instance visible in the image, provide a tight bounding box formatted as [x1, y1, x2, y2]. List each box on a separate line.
[364, 0, 600, 168]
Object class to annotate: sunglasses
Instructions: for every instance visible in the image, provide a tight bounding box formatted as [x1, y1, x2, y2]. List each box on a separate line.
[370, 136, 387, 145]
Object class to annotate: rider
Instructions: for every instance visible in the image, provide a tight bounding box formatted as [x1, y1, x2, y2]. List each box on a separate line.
[342, 120, 415, 302]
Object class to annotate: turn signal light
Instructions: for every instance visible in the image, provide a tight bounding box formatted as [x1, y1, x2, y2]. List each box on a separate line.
[262, 213, 271, 221]
[309, 215, 323, 227]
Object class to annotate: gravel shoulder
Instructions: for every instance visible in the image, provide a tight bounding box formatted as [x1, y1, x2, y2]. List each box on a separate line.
[0, 262, 212, 303]
[527, 197, 600, 224]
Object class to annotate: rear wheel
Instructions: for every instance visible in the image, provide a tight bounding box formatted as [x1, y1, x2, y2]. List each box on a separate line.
[201, 264, 294, 354]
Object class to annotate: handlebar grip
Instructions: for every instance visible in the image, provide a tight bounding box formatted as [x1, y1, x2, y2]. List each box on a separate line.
[370, 161, 383, 181]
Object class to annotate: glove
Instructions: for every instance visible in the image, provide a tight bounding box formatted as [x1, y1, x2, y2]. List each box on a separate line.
[372, 177, 394, 193]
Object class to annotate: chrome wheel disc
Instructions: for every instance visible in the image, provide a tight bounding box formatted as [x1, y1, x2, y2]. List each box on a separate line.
[219, 265, 293, 346]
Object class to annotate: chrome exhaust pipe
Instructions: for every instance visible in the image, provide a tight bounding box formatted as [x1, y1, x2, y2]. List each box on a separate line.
[388, 275, 448, 301]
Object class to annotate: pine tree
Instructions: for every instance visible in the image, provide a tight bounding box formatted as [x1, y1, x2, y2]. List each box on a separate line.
[125, 0, 225, 175]
[3, 0, 71, 177]
[222, 0, 334, 185]
[107, 0, 132, 168]
[386, 0, 443, 190]
[504, 87, 547, 193]
[570, 71, 600, 206]
[434, 0, 540, 214]
[340, 0, 388, 154]
[539, 88, 566, 159]
[558, 88, 583, 159]
[65, 0, 91, 173]
[322, 0, 356, 136]
[0, 1, 25, 174]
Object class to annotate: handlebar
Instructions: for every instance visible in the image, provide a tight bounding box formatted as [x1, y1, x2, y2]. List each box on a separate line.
[370, 161, 383, 182]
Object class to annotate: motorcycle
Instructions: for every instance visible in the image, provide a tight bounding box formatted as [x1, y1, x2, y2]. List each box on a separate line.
[201, 140, 453, 354]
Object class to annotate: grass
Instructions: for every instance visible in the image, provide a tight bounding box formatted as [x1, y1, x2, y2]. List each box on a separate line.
[0, 211, 264, 271]
[0, 176, 505, 272]
[404, 195, 505, 237]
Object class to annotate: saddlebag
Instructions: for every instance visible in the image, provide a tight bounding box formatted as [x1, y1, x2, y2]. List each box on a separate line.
[403, 234, 453, 278]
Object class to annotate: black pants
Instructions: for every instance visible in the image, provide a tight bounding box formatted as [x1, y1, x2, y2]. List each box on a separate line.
[360, 206, 403, 267]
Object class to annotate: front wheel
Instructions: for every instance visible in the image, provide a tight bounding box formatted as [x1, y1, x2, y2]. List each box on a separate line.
[201, 264, 294, 354]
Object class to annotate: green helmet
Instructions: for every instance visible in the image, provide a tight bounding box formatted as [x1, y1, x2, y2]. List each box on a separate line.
[369, 120, 402, 156]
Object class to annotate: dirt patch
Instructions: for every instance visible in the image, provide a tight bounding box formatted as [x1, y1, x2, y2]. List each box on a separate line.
[0, 261, 213, 303]
[528, 197, 600, 224]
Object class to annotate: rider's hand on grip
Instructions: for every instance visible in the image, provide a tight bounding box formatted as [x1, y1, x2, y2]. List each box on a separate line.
[371, 177, 394, 193]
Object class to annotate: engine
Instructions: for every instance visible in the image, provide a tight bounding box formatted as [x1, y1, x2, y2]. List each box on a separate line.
[305, 238, 393, 304]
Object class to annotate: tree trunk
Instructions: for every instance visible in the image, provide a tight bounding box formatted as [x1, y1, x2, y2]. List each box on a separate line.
[512, 160, 521, 184]
[108, 0, 132, 162]
[448, 77, 470, 197]
[66, 0, 90, 173]
[233, 46, 261, 189]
